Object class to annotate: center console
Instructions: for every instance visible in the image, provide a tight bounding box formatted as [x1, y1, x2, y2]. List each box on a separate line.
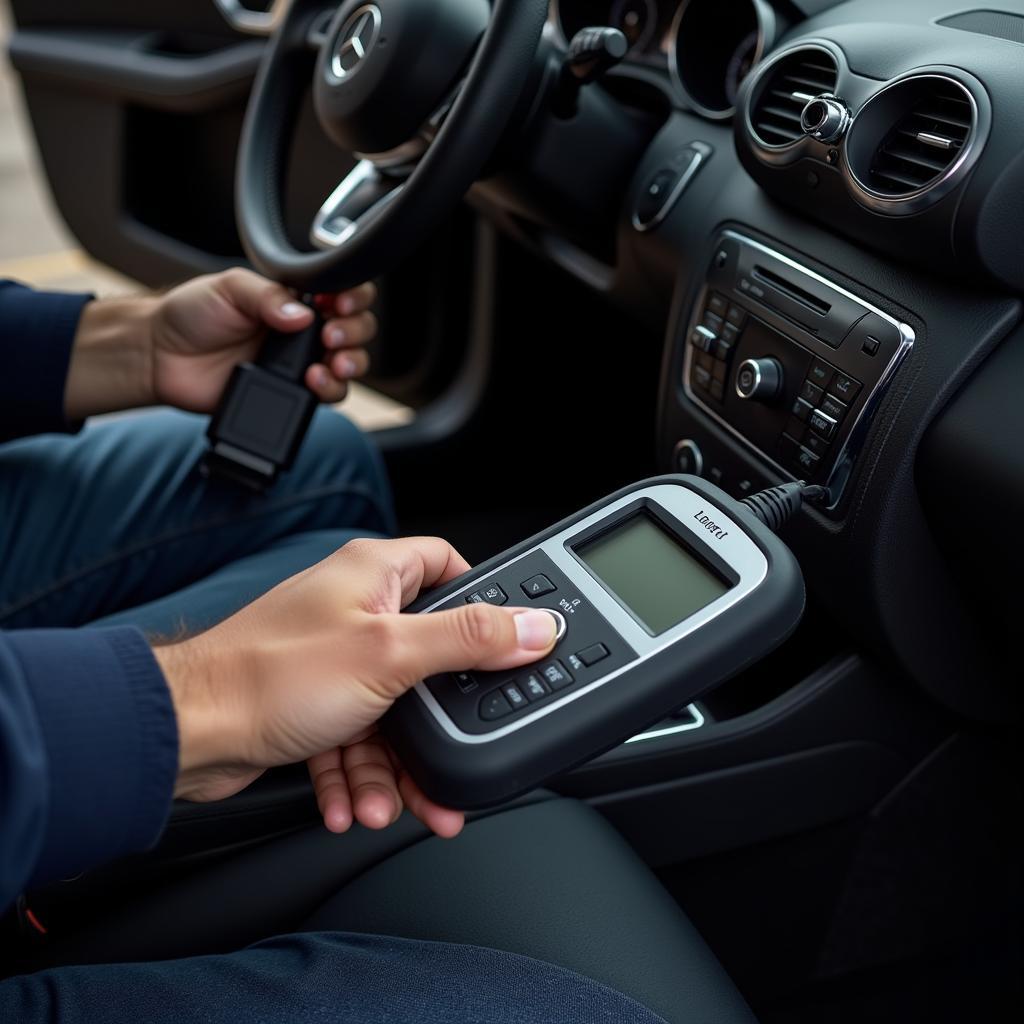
[664, 231, 914, 511]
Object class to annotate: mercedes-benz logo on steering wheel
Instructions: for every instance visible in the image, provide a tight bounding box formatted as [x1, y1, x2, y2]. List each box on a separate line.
[331, 4, 383, 80]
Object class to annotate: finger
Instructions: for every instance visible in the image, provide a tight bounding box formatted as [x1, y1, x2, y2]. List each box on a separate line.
[327, 348, 370, 382]
[396, 764, 464, 839]
[318, 282, 377, 318]
[338, 536, 473, 608]
[343, 735, 403, 830]
[218, 268, 314, 333]
[307, 748, 353, 833]
[379, 602, 559, 684]
[306, 364, 349, 404]
[323, 312, 378, 350]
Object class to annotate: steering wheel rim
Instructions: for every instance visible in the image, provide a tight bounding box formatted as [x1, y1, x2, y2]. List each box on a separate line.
[236, 0, 549, 292]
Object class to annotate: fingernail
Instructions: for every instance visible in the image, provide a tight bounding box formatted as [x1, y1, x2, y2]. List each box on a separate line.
[281, 301, 307, 319]
[337, 356, 358, 378]
[514, 610, 557, 650]
[339, 294, 355, 315]
[326, 325, 346, 348]
[312, 366, 328, 387]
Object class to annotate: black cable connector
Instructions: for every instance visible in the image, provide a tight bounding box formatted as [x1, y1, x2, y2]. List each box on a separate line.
[201, 295, 325, 492]
[741, 482, 828, 533]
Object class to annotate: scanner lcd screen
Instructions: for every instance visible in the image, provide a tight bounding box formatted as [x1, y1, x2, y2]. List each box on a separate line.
[575, 513, 730, 635]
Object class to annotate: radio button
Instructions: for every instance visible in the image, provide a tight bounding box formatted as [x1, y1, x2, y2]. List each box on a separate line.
[807, 359, 834, 390]
[721, 323, 741, 345]
[804, 432, 830, 457]
[819, 394, 848, 422]
[479, 691, 513, 721]
[706, 292, 729, 317]
[702, 311, 725, 334]
[709, 379, 725, 401]
[522, 574, 556, 599]
[690, 325, 716, 353]
[693, 365, 713, 391]
[799, 380, 824, 406]
[809, 409, 838, 439]
[725, 304, 747, 328]
[828, 372, 862, 403]
[794, 446, 821, 476]
[792, 397, 814, 422]
[714, 338, 734, 362]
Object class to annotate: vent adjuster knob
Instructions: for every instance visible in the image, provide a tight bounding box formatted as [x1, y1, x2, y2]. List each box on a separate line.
[800, 95, 851, 144]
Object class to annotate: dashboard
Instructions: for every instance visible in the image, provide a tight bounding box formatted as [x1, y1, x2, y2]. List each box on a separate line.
[491, 0, 1024, 716]
[554, 0, 778, 118]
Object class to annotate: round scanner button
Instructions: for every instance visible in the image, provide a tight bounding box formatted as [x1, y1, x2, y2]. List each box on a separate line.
[544, 609, 568, 643]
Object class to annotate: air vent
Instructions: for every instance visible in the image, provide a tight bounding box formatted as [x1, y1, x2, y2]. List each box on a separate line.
[866, 85, 973, 195]
[750, 48, 839, 147]
[845, 74, 985, 212]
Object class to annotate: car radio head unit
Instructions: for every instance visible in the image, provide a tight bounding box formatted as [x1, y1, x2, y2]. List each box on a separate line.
[383, 475, 804, 809]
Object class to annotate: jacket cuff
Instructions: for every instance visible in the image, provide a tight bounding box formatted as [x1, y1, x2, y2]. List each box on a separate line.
[0, 282, 92, 441]
[6, 627, 178, 887]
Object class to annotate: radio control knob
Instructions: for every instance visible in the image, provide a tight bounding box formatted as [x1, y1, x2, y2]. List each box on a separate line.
[736, 358, 784, 402]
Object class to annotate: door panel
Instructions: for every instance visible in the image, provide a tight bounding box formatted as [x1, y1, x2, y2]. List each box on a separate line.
[7, 1, 359, 287]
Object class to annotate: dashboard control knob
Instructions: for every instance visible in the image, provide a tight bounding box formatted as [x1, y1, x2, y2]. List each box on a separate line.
[736, 358, 784, 403]
[800, 95, 851, 144]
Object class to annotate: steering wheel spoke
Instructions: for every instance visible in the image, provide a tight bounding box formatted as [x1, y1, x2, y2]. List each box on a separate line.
[311, 160, 407, 250]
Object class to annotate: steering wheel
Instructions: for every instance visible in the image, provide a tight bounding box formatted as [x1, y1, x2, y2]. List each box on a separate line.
[236, 0, 550, 292]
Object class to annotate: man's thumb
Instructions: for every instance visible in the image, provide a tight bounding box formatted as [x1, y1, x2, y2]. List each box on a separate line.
[383, 604, 559, 686]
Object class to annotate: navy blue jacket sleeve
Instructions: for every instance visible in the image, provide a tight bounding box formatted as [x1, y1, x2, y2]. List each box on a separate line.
[0, 279, 93, 442]
[0, 627, 178, 912]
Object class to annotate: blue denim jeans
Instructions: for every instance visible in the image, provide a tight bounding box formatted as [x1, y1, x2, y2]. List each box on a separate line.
[0, 407, 395, 634]
[0, 409, 666, 1023]
[0, 933, 667, 1023]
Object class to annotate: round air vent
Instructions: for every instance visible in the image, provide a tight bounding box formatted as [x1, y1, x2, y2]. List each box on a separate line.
[747, 46, 839, 148]
[846, 74, 985, 213]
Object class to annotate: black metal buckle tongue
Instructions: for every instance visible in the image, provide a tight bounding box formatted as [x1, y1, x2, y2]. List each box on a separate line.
[201, 296, 325, 492]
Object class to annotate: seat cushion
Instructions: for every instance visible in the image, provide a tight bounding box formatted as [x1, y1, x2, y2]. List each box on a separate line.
[300, 799, 756, 1024]
[20, 797, 755, 1024]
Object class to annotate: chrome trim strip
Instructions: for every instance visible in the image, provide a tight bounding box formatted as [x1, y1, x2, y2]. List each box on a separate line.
[846, 72, 989, 216]
[626, 704, 706, 743]
[310, 161, 406, 251]
[742, 41, 843, 154]
[682, 231, 915, 511]
[632, 144, 709, 232]
[413, 483, 769, 745]
[213, 0, 291, 36]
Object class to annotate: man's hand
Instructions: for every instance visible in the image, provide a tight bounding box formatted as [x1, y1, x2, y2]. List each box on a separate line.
[154, 538, 559, 839]
[151, 269, 377, 410]
[64, 269, 377, 420]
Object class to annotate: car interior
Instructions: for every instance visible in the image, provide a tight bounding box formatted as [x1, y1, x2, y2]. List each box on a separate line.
[2, 0, 1022, 1021]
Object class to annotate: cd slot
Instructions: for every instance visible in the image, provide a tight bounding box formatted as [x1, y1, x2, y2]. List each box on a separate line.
[751, 265, 832, 318]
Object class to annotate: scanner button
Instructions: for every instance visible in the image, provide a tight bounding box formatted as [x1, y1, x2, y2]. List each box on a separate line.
[522, 574, 556, 599]
[452, 672, 478, 695]
[502, 683, 528, 711]
[522, 674, 550, 702]
[479, 691, 513, 722]
[467, 583, 507, 606]
[540, 661, 574, 691]
[577, 643, 610, 667]
[545, 609, 568, 643]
